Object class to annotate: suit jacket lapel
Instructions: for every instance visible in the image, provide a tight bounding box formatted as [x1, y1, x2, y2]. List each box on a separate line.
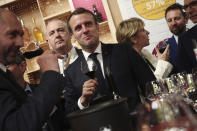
[101, 43, 111, 76]
[101, 43, 115, 93]
[169, 36, 178, 66]
[186, 25, 197, 64]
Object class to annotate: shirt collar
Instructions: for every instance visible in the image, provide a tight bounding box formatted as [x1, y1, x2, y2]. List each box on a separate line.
[174, 35, 178, 44]
[82, 42, 102, 61]
[69, 46, 77, 59]
[0, 63, 7, 73]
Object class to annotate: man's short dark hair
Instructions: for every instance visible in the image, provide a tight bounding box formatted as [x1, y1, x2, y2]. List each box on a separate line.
[165, 3, 186, 18]
[67, 7, 97, 33]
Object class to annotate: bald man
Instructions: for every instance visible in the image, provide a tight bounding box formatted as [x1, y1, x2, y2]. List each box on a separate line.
[0, 8, 65, 131]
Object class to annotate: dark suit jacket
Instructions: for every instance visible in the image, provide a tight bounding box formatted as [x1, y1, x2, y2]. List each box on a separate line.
[178, 25, 197, 73]
[168, 36, 178, 74]
[64, 43, 156, 113]
[0, 70, 65, 131]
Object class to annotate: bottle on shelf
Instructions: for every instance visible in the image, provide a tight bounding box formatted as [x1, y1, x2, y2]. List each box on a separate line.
[32, 17, 45, 43]
[21, 19, 31, 46]
[92, 4, 103, 23]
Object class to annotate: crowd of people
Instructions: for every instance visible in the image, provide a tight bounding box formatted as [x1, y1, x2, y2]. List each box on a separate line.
[0, 0, 196, 130]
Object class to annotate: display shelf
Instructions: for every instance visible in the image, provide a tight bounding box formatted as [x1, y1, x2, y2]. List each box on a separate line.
[37, 0, 71, 17]
[1, 0, 117, 44]
[0, 0, 17, 7]
[7, 0, 38, 16]
[98, 21, 115, 43]
[43, 10, 71, 24]
[99, 21, 110, 35]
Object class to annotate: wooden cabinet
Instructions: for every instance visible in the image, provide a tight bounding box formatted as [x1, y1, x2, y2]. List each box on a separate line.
[2, 0, 117, 43]
[0, 0, 17, 6]
[37, 0, 72, 25]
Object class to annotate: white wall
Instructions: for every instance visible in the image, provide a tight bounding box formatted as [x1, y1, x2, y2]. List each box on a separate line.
[117, 0, 194, 52]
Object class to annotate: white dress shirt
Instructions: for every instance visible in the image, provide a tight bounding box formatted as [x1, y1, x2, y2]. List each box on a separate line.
[174, 35, 178, 44]
[58, 46, 78, 76]
[82, 42, 105, 77]
[0, 63, 7, 73]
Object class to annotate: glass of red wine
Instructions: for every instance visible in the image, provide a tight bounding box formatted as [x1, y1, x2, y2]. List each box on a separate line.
[81, 60, 97, 79]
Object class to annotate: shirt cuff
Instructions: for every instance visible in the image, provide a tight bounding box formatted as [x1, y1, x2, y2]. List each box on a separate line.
[78, 97, 89, 110]
[154, 60, 173, 79]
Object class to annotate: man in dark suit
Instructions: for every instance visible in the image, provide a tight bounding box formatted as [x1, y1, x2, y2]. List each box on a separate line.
[64, 8, 156, 113]
[152, 3, 188, 74]
[0, 8, 66, 131]
[177, 0, 197, 73]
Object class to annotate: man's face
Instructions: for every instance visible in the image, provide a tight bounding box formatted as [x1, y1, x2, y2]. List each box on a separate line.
[166, 9, 187, 35]
[184, 0, 197, 23]
[0, 11, 24, 65]
[69, 13, 99, 52]
[47, 20, 71, 53]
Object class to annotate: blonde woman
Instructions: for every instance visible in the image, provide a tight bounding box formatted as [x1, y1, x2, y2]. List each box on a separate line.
[116, 17, 173, 79]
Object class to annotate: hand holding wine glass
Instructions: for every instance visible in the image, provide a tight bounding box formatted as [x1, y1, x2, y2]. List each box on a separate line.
[80, 60, 98, 107]
[80, 79, 98, 107]
[156, 44, 170, 61]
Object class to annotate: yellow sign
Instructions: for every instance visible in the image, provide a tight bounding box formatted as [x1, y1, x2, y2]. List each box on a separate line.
[132, 0, 176, 20]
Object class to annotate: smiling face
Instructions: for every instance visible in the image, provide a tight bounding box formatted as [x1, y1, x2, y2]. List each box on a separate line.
[166, 9, 187, 35]
[46, 20, 72, 54]
[69, 13, 99, 53]
[184, 0, 197, 23]
[0, 10, 24, 65]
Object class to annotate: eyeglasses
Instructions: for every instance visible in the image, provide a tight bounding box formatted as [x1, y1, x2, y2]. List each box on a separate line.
[183, 1, 197, 11]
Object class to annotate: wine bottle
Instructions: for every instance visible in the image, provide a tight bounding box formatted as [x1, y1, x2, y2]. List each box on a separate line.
[32, 17, 44, 43]
[21, 19, 30, 45]
[92, 4, 103, 23]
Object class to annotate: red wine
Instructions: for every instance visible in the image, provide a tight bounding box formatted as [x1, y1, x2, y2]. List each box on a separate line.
[85, 71, 95, 79]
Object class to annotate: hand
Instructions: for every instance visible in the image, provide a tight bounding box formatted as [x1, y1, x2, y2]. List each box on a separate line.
[80, 78, 98, 107]
[155, 44, 170, 61]
[37, 50, 64, 73]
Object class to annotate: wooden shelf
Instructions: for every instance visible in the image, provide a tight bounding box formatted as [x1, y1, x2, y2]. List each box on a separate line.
[99, 21, 110, 35]
[2, 0, 116, 44]
[7, 0, 38, 16]
[43, 10, 71, 24]
[38, 0, 71, 17]
[0, 0, 17, 7]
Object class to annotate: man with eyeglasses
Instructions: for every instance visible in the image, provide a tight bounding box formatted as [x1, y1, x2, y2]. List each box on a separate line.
[177, 0, 197, 73]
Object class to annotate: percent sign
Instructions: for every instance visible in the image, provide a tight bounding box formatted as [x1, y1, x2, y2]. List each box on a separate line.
[156, 0, 165, 6]
[146, 0, 165, 10]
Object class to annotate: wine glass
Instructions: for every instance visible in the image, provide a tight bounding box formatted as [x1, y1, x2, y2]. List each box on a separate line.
[192, 67, 197, 87]
[165, 77, 176, 93]
[80, 60, 97, 79]
[145, 80, 164, 101]
[177, 72, 188, 89]
[170, 74, 180, 92]
[81, 60, 106, 101]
